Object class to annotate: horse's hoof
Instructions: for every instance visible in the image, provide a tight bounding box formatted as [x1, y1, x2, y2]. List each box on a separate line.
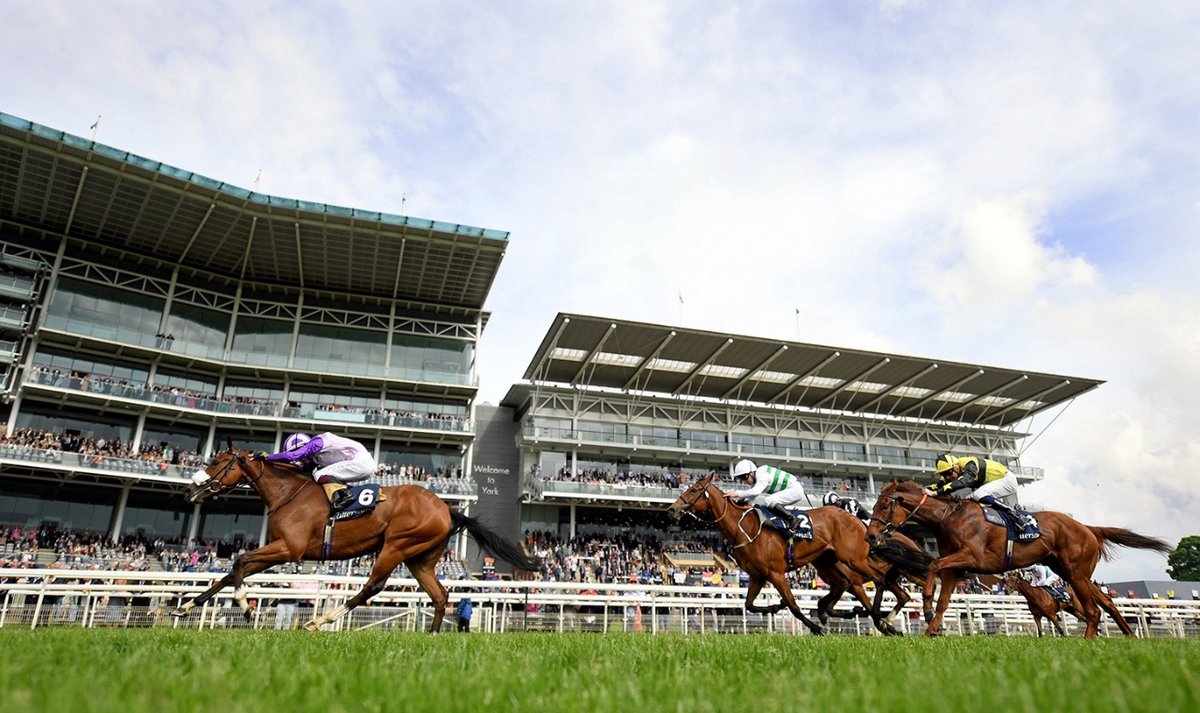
[243, 608, 255, 623]
[303, 620, 320, 632]
[169, 609, 187, 618]
[923, 611, 934, 624]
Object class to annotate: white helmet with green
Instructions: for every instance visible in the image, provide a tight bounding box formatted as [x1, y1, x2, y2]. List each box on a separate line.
[732, 459, 757, 480]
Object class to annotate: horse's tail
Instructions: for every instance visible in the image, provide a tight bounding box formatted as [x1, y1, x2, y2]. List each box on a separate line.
[870, 538, 933, 579]
[1088, 526, 1173, 561]
[450, 511, 542, 572]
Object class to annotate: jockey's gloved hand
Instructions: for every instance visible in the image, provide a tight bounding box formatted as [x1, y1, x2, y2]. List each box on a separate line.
[252, 451, 269, 461]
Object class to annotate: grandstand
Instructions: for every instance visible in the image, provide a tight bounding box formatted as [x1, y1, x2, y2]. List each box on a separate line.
[498, 313, 1103, 568]
[0, 111, 1106, 588]
[0, 112, 496, 567]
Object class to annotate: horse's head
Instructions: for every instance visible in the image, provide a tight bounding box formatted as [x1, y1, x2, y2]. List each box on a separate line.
[185, 449, 252, 503]
[865, 479, 927, 547]
[668, 474, 717, 521]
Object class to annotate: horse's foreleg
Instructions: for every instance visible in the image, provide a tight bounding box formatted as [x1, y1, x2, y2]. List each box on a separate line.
[845, 583, 893, 636]
[926, 569, 960, 637]
[172, 571, 236, 618]
[882, 574, 911, 635]
[742, 576, 785, 615]
[815, 585, 845, 626]
[1051, 611, 1067, 637]
[228, 540, 298, 621]
[767, 571, 823, 635]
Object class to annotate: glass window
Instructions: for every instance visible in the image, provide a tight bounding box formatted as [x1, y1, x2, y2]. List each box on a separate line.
[0, 478, 119, 533]
[295, 323, 386, 371]
[230, 315, 293, 363]
[46, 277, 164, 343]
[165, 301, 230, 350]
[377, 445, 462, 477]
[390, 334, 473, 377]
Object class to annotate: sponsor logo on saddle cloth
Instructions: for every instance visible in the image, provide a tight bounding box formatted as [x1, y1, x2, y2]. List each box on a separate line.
[331, 484, 382, 522]
[981, 506, 1040, 541]
[759, 507, 814, 541]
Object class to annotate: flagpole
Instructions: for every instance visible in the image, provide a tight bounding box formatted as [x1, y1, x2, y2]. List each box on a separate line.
[678, 289, 684, 325]
[89, 115, 101, 142]
[794, 307, 800, 339]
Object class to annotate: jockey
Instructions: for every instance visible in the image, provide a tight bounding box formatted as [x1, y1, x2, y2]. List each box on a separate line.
[728, 458, 808, 533]
[821, 491, 870, 521]
[1028, 563, 1070, 602]
[257, 432, 376, 510]
[929, 453, 1035, 528]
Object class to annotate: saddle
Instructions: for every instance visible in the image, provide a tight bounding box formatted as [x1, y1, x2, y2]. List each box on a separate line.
[980, 505, 1039, 542]
[320, 483, 384, 561]
[755, 506, 814, 542]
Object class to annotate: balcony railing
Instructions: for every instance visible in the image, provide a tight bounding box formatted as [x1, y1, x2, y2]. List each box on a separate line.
[0, 444, 194, 482]
[0, 444, 478, 500]
[23, 370, 474, 434]
[523, 424, 1044, 481]
[40, 314, 479, 387]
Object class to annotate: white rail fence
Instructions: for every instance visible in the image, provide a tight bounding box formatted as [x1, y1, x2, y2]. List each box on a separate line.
[2, 568, 1198, 638]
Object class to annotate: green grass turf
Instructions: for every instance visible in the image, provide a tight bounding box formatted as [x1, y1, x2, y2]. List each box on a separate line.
[1, 630, 1197, 713]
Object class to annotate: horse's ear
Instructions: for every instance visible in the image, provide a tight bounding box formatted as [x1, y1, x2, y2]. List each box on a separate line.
[226, 437, 234, 451]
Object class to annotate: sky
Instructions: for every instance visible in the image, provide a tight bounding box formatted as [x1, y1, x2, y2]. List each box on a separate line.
[2, 1, 1198, 582]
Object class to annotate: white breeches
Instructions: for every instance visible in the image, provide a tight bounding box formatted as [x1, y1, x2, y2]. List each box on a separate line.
[313, 451, 375, 483]
[966, 472, 1018, 504]
[763, 483, 808, 509]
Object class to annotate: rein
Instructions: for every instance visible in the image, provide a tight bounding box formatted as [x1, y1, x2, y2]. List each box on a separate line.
[203, 453, 313, 516]
[873, 490, 929, 536]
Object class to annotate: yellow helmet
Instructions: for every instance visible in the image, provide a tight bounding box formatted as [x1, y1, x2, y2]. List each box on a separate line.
[934, 453, 955, 475]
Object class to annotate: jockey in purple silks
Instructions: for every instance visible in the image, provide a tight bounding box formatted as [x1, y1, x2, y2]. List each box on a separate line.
[257, 432, 376, 509]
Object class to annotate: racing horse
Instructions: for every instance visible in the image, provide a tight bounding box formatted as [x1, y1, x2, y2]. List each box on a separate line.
[174, 447, 540, 631]
[1002, 572, 1080, 637]
[668, 474, 931, 636]
[866, 479, 1170, 638]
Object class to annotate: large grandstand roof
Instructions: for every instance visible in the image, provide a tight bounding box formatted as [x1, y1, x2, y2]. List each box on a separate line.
[505, 313, 1103, 429]
[0, 112, 507, 309]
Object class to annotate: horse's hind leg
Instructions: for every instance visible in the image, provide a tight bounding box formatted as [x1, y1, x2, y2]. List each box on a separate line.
[406, 549, 450, 632]
[1089, 584, 1134, 637]
[303, 549, 404, 631]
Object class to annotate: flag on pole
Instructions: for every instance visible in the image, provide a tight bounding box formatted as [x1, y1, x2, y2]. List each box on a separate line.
[678, 290, 684, 304]
[89, 115, 100, 130]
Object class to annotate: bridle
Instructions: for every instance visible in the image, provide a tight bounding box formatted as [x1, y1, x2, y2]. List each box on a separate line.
[674, 476, 715, 521]
[871, 489, 929, 538]
[191, 450, 312, 514]
[673, 476, 762, 548]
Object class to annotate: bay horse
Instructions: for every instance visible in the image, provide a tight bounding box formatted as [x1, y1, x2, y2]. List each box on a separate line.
[866, 479, 1170, 638]
[1002, 572, 1079, 637]
[174, 447, 540, 631]
[668, 474, 931, 636]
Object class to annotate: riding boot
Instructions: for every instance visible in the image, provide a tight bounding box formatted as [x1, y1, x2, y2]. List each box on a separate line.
[768, 505, 800, 534]
[984, 498, 1035, 529]
[322, 482, 347, 510]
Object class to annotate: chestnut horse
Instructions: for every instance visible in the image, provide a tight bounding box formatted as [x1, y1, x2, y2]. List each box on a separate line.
[669, 474, 931, 636]
[866, 480, 1170, 638]
[174, 448, 540, 631]
[1002, 572, 1079, 637]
